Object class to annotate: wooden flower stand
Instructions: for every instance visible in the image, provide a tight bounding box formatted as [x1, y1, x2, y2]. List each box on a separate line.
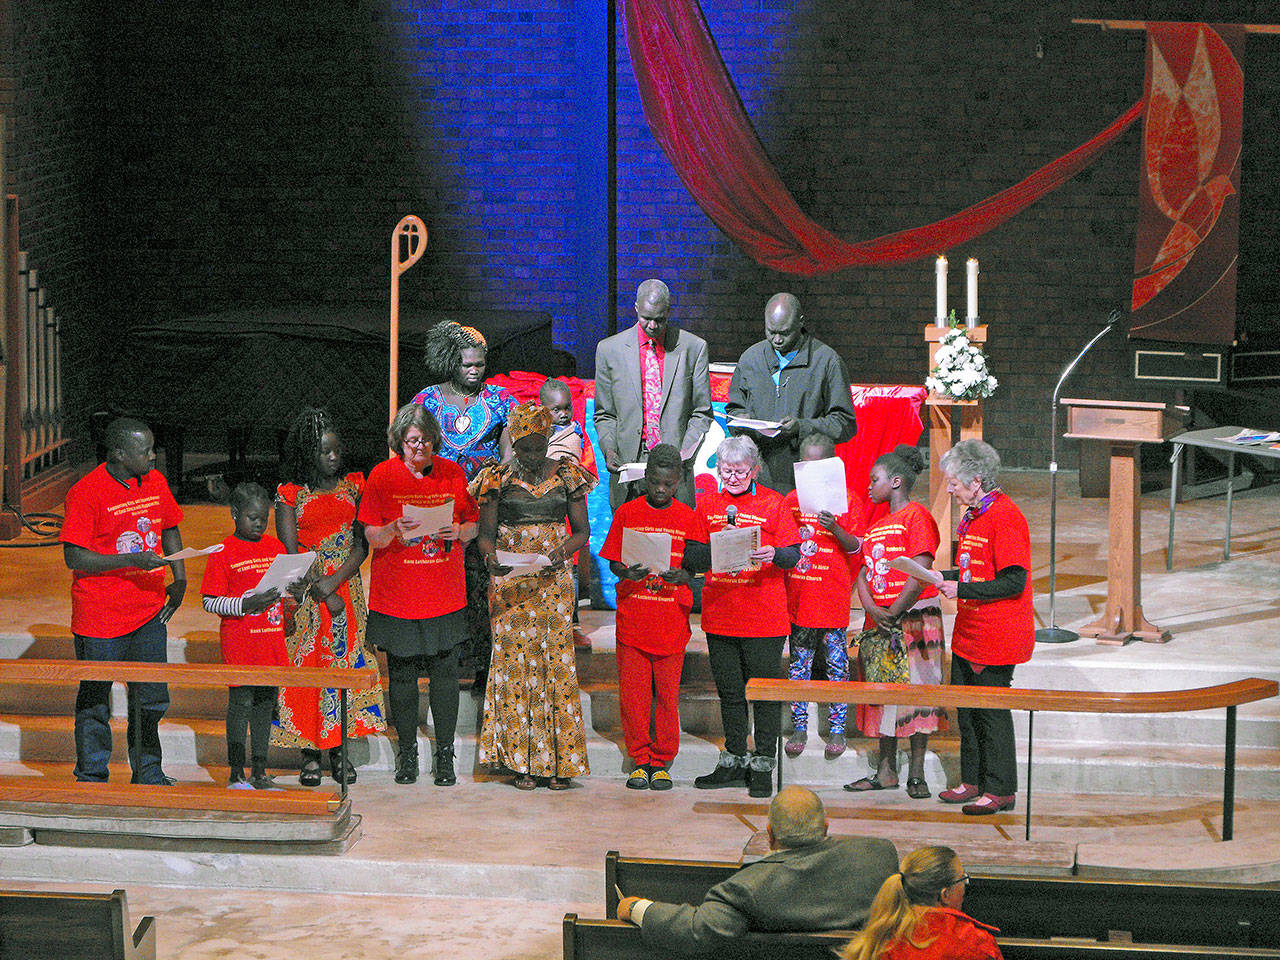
[925, 324, 987, 572]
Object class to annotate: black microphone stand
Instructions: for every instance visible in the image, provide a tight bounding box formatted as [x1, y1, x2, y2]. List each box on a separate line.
[1036, 310, 1119, 644]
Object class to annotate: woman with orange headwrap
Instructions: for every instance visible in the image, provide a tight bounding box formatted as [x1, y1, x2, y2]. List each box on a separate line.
[469, 403, 595, 790]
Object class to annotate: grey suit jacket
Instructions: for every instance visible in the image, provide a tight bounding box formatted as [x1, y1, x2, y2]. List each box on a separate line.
[593, 323, 713, 508]
[640, 835, 898, 955]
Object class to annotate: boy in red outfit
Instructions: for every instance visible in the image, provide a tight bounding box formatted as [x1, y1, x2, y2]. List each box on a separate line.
[599, 445, 704, 789]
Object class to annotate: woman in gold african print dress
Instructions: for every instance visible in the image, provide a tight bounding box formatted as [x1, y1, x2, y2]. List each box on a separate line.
[469, 403, 594, 790]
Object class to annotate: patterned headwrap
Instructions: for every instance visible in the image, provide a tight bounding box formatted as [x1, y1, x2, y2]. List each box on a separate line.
[508, 402, 552, 442]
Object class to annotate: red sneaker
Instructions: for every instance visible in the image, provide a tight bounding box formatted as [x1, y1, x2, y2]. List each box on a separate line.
[962, 793, 1016, 815]
[938, 783, 980, 804]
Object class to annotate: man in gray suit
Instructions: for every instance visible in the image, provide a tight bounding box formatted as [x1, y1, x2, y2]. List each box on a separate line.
[617, 786, 898, 955]
[727, 292, 856, 494]
[594, 279, 713, 509]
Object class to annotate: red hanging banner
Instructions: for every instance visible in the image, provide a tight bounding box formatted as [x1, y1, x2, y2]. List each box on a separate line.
[1129, 23, 1245, 344]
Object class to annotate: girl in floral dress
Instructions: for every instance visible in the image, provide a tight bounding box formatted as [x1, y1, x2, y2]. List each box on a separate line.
[846, 444, 945, 800]
[273, 409, 385, 786]
[469, 404, 594, 790]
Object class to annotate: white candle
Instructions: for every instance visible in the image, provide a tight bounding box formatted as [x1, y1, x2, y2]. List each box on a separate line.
[935, 255, 948, 326]
[966, 257, 979, 328]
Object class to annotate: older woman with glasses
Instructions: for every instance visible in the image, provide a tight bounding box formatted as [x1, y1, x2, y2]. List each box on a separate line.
[688, 435, 801, 798]
[841, 845, 1001, 960]
[358, 403, 477, 787]
[935, 439, 1035, 816]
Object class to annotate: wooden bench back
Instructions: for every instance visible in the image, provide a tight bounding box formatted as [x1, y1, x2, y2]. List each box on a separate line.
[564, 915, 1280, 960]
[0, 889, 155, 960]
[605, 853, 1280, 948]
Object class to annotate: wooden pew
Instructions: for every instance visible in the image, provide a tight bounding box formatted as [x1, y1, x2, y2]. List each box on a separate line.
[0, 888, 155, 960]
[563, 915, 1280, 960]
[605, 852, 1280, 948]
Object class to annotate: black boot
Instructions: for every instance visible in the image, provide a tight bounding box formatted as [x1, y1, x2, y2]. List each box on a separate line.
[433, 744, 456, 786]
[328, 746, 357, 785]
[694, 751, 748, 789]
[395, 742, 419, 784]
[747, 757, 775, 799]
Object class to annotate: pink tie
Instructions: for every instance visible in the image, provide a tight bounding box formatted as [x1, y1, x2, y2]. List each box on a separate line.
[642, 340, 662, 450]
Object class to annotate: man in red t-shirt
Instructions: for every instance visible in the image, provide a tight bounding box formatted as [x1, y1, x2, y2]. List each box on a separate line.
[60, 418, 186, 784]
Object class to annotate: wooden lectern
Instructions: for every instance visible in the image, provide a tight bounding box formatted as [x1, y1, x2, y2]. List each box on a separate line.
[1063, 399, 1183, 645]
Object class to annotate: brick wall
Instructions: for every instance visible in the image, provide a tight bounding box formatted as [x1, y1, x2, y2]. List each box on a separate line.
[21, 1, 1277, 465]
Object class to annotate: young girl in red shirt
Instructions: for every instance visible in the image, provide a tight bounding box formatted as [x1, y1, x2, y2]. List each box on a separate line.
[782, 434, 863, 760]
[201, 483, 295, 789]
[847, 445, 945, 800]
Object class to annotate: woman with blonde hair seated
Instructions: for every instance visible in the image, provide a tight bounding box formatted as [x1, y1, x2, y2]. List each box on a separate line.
[842, 845, 1001, 960]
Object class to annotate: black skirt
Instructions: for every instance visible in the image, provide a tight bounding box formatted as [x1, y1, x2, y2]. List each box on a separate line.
[367, 608, 467, 658]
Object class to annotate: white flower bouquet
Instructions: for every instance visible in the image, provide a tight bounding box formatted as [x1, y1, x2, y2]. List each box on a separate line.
[926, 326, 998, 401]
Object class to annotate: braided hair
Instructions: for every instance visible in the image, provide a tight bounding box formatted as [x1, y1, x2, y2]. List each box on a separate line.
[281, 407, 339, 488]
[423, 321, 488, 386]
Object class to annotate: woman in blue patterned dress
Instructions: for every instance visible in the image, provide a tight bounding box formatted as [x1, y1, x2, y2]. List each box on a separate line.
[414, 321, 515, 693]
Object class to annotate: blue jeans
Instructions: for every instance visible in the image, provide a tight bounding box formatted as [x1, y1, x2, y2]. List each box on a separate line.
[73, 612, 170, 783]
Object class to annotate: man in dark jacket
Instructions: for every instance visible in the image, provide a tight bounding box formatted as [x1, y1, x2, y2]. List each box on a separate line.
[727, 293, 856, 493]
[617, 785, 898, 954]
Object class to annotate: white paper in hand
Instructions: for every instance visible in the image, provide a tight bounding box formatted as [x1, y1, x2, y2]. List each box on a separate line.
[618, 462, 647, 483]
[495, 550, 552, 577]
[403, 501, 454, 536]
[621, 528, 672, 575]
[710, 525, 760, 573]
[793, 457, 848, 516]
[162, 544, 225, 562]
[727, 416, 783, 438]
[253, 551, 317, 594]
[888, 555, 943, 586]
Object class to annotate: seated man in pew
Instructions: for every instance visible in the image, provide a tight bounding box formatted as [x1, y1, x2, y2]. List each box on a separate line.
[617, 785, 897, 954]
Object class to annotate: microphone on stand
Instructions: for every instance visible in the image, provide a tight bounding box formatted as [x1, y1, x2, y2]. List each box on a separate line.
[1036, 309, 1120, 644]
[726, 504, 738, 527]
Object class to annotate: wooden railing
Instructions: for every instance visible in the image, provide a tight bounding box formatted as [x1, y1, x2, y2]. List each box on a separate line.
[746, 677, 1278, 841]
[0, 659, 379, 809]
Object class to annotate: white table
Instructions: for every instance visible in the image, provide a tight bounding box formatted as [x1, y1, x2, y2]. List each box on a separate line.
[1167, 425, 1280, 570]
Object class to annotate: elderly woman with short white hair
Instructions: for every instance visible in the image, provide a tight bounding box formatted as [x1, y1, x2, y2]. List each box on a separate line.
[935, 439, 1034, 816]
[687, 435, 802, 798]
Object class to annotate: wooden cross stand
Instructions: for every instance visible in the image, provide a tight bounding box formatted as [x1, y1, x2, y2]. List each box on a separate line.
[1062, 398, 1181, 644]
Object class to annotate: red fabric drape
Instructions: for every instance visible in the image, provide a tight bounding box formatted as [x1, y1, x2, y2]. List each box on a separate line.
[622, 0, 1144, 274]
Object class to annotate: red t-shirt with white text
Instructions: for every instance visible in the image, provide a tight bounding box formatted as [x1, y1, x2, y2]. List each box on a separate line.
[200, 534, 290, 668]
[951, 494, 1035, 666]
[858, 501, 940, 630]
[358, 455, 477, 619]
[695, 486, 800, 638]
[60, 464, 184, 637]
[600, 496, 701, 655]
[783, 490, 863, 629]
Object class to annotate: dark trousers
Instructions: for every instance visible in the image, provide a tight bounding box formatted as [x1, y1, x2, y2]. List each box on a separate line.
[386, 650, 460, 750]
[73, 613, 170, 783]
[226, 684, 277, 775]
[952, 654, 1017, 796]
[705, 632, 786, 758]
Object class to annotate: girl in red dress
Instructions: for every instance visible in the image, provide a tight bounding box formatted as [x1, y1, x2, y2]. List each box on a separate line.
[847, 445, 945, 800]
[201, 483, 293, 789]
[274, 409, 385, 787]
